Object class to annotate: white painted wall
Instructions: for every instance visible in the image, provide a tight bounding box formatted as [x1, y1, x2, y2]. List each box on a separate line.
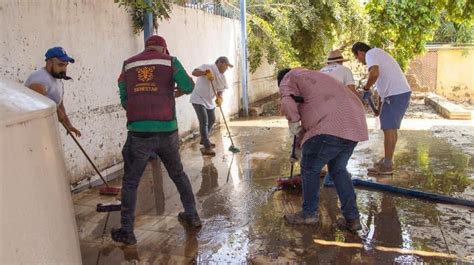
[0, 0, 276, 184]
[0, 80, 81, 264]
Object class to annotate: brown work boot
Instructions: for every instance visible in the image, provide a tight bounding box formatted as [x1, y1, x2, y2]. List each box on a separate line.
[336, 217, 362, 232]
[368, 163, 393, 175]
[200, 147, 216, 156]
[200, 141, 216, 148]
[284, 212, 318, 226]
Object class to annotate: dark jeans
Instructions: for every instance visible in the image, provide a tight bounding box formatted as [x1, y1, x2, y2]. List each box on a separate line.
[300, 134, 359, 221]
[121, 130, 197, 232]
[192, 103, 216, 148]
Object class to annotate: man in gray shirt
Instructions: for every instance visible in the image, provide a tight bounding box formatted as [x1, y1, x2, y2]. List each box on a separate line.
[25, 47, 81, 137]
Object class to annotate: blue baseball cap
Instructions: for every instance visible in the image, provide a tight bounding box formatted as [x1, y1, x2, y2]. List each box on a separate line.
[45, 47, 75, 63]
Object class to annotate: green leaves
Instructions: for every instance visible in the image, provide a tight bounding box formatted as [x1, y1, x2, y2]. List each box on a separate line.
[114, 0, 174, 34]
[242, 0, 367, 72]
[366, 0, 473, 70]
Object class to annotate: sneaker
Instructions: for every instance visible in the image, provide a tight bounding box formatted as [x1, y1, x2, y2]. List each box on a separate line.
[284, 212, 318, 226]
[200, 141, 216, 148]
[111, 228, 137, 245]
[368, 163, 393, 175]
[336, 217, 362, 232]
[178, 212, 202, 228]
[200, 147, 216, 156]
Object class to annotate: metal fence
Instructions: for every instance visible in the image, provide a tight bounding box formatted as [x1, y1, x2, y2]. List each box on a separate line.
[177, 0, 240, 19]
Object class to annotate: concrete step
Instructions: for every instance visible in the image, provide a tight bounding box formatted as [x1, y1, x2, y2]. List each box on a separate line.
[425, 93, 472, 120]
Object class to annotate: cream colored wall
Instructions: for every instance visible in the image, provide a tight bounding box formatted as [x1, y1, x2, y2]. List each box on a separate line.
[436, 48, 474, 103]
[0, 0, 276, 184]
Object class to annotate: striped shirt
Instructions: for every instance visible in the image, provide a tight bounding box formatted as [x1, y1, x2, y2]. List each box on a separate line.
[279, 68, 368, 146]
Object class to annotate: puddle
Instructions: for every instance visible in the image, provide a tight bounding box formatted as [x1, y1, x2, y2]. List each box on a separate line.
[75, 118, 474, 264]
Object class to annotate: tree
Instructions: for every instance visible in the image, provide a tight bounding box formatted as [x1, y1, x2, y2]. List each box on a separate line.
[432, 13, 474, 43]
[114, 0, 180, 34]
[366, 0, 474, 70]
[242, 0, 368, 72]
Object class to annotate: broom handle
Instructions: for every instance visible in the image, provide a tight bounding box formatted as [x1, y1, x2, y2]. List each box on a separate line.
[62, 123, 110, 188]
[290, 135, 296, 178]
[209, 78, 236, 147]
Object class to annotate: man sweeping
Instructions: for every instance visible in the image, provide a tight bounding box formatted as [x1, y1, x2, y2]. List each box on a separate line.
[278, 68, 368, 231]
[190, 56, 233, 156]
[25, 47, 81, 137]
[352, 42, 412, 175]
[112, 35, 201, 245]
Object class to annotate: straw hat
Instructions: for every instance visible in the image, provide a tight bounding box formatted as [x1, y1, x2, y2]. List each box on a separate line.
[326, 49, 349, 63]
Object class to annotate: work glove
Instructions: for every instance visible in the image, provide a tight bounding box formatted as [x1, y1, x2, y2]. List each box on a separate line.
[362, 90, 372, 101]
[289, 145, 302, 164]
[215, 96, 223, 107]
[205, 69, 214, 81]
[288, 121, 302, 136]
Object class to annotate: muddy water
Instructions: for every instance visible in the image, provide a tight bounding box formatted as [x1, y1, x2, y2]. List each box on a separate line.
[75, 118, 474, 264]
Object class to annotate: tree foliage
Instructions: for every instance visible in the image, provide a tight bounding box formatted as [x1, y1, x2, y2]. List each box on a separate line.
[366, 0, 474, 70]
[114, 0, 180, 34]
[240, 0, 368, 72]
[432, 13, 474, 43]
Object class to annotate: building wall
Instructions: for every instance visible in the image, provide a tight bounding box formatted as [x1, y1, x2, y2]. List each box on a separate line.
[436, 48, 474, 103]
[0, 0, 276, 184]
[407, 50, 438, 92]
[408, 46, 474, 103]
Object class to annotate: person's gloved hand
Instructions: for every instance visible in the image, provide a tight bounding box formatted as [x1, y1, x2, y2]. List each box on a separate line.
[362, 90, 372, 101]
[205, 69, 214, 81]
[215, 96, 223, 107]
[289, 146, 302, 164]
[288, 121, 302, 136]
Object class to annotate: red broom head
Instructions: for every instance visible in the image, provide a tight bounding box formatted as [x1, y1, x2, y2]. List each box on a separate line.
[99, 186, 121, 195]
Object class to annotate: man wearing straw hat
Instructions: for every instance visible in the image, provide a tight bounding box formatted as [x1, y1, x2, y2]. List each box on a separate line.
[319, 49, 359, 187]
[320, 49, 357, 96]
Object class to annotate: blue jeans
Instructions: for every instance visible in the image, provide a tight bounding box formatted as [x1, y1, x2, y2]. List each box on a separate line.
[300, 134, 359, 220]
[121, 131, 198, 232]
[192, 103, 216, 148]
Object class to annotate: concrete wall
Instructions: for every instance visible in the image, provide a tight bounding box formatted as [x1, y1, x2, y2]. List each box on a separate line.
[407, 50, 438, 92]
[408, 46, 474, 103]
[436, 47, 474, 103]
[0, 0, 276, 184]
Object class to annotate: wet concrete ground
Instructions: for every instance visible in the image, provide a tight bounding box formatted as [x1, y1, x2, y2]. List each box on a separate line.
[74, 117, 474, 264]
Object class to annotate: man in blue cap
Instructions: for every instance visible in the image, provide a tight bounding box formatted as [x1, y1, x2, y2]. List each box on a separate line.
[25, 46, 81, 137]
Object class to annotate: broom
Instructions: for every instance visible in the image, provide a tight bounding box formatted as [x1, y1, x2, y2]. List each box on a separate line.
[206, 70, 240, 153]
[62, 123, 120, 196]
[276, 136, 302, 189]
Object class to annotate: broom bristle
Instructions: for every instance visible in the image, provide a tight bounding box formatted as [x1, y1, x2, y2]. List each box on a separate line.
[99, 186, 121, 195]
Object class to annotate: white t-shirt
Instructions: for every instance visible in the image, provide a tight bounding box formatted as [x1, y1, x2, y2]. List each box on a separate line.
[190, 64, 228, 109]
[320, 64, 355, 87]
[366, 48, 411, 99]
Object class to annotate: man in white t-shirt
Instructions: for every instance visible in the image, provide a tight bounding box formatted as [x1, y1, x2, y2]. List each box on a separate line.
[320, 49, 357, 95]
[190, 56, 233, 156]
[319, 49, 360, 187]
[352, 42, 412, 175]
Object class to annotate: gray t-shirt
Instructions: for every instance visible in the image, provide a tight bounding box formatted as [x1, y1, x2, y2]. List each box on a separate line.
[24, 68, 64, 105]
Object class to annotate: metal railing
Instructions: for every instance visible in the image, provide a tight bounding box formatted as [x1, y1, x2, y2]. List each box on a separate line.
[177, 0, 240, 19]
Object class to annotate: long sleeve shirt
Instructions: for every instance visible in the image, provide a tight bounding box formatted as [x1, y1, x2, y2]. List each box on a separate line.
[279, 68, 369, 146]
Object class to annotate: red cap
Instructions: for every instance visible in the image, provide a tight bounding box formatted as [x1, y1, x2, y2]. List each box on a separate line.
[145, 35, 167, 48]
